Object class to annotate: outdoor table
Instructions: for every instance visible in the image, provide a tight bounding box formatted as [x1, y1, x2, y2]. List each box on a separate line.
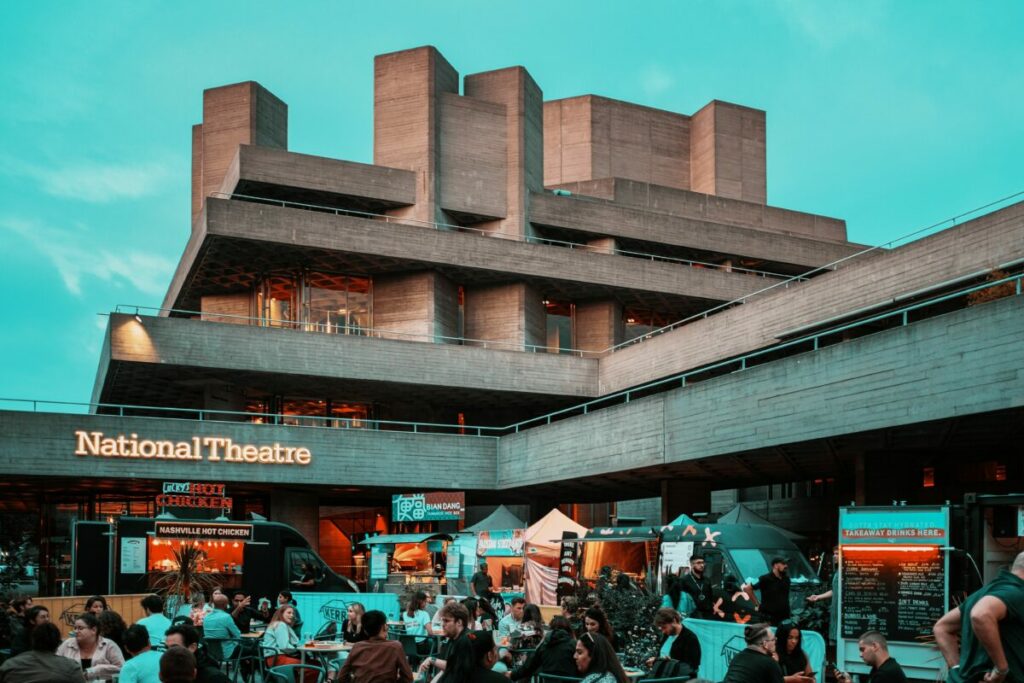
[299, 641, 350, 667]
[241, 632, 264, 638]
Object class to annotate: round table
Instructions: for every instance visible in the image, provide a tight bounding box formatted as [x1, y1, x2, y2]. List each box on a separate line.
[298, 641, 350, 667]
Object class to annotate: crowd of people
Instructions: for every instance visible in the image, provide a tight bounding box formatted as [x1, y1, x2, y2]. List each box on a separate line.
[0, 549, 1021, 683]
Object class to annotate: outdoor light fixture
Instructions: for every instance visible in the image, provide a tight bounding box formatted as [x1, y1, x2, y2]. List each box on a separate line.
[134, 314, 143, 323]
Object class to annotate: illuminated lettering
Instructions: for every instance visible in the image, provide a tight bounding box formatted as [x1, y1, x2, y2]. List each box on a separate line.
[73, 431, 312, 466]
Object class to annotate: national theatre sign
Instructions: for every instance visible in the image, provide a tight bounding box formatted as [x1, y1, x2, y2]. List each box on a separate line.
[73, 430, 312, 466]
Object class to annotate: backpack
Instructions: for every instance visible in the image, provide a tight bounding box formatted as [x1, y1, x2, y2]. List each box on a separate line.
[650, 658, 693, 680]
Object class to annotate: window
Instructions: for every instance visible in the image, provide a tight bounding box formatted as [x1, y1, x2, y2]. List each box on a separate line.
[253, 271, 371, 333]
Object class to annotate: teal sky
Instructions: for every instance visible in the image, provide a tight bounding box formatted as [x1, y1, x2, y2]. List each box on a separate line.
[1, 1, 1022, 406]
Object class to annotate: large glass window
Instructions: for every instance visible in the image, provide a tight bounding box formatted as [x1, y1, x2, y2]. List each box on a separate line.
[253, 271, 371, 333]
[545, 300, 574, 353]
[257, 275, 299, 328]
[245, 397, 372, 428]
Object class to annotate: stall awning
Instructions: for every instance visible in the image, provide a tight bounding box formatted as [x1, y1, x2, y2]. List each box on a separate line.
[559, 527, 659, 543]
[360, 532, 452, 546]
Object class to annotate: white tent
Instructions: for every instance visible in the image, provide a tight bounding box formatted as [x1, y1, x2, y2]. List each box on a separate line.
[522, 508, 588, 605]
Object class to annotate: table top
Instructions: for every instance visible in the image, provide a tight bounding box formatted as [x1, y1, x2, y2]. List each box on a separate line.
[623, 668, 645, 680]
[300, 641, 350, 652]
[241, 632, 264, 638]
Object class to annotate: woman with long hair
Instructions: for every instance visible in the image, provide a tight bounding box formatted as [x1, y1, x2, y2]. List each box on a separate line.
[583, 607, 616, 650]
[517, 604, 544, 649]
[96, 610, 128, 660]
[775, 624, 813, 678]
[56, 612, 125, 681]
[510, 615, 579, 681]
[262, 604, 302, 668]
[661, 574, 696, 616]
[342, 602, 367, 643]
[84, 596, 108, 616]
[574, 632, 628, 683]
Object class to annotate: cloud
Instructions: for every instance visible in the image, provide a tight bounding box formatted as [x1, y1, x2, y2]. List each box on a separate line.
[0, 155, 177, 203]
[1, 216, 174, 297]
[779, 1, 889, 49]
[641, 64, 676, 97]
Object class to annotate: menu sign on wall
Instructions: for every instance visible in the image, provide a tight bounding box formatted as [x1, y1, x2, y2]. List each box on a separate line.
[840, 551, 946, 641]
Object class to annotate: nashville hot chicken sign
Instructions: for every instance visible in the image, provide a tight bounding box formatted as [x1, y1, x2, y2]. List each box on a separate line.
[73, 430, 312, 466]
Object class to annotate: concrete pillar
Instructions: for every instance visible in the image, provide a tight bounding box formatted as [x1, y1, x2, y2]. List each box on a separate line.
[374, 47, 459, 227]
[372, 271, 458, 343]
[575, 301, 623, 355]
[464, 283, 545, 351]
[271, 491, 320, 551]
[464, 67, 544, 240]
[192, 82, 288, 227]
[690, 101, 766, 204]
[661, 479, 712, 524]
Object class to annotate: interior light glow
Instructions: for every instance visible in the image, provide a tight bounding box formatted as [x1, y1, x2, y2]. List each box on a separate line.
[842, 545, 938, 552]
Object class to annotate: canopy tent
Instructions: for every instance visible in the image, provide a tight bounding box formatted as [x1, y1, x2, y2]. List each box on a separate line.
[716, 504, 806, 540]
[665, 513, 699, 528]
[522, 508, 587, 605]
[463, 505, 527, 533]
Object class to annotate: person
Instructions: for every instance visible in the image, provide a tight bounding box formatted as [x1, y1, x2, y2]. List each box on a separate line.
[645, 608, 700, 675]
[56, 612, 125, 681]
[336, 609, 413, 683]
[229, 591, 259, 633]
[479, 588, 505, 622]
[462, 598, 494, 631]
[509, 615, 578, 681]
[187, 592, 210, 627]
[424, 590, 439, 619]
[262, 604, 302, 668]
[934, 550, 1024, 683]
[746, 557, 792, 626]
[118, 624, 162, 683]
[471, 562, 493, 597]
[468, 630, 509, 683]
[202, 593, 242, 659]
[96, 610, 128, 660]
[0, 622, 86, 683]
[278, 591, 303, 635]
[431, 597, 457, 634]
[661, 574, 697, 617]
[517, 604, 544, 649]
[292, 561, 317, 588]
[342, 602, 368, 643]
[9, 606, 49, 656]
[159, 646, 196, 683]
[164, 624, 229, 683]
[678, 556, 715, 619]
[497, 598, 525, 638]
[807, 547, 839, 644]
[836, 632, 906, 683]
[561, 597, 583, 634]
[137, 595, 172, 647]
[403, 590, 432, 638]
[775, 624, 813, 678]
[84, 597, 108, 616]
[573, 632, 628, 683]
[583, 607, 616, 650]
[417, 601, 472, 680]
[723, 623, 789, 683]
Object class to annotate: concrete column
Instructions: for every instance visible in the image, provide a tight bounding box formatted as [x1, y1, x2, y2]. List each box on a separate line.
[661, 479, 712, 524]
[575, 301, 623, 355]
[271, 491, 320, 552]
[464, 283, 545, 351]
[374, 47, 459, 227]
[372, 271, 459, 343]
[690, 101, 766, 204]
[193, 82, 288, 227]
[464, 67, 544, 240]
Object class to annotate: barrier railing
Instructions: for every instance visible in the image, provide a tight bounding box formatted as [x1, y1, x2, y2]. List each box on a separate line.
[14, 270, 1021, 437]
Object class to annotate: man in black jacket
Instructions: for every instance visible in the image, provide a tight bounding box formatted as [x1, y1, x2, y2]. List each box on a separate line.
[645, 608, 701, 677]
[837, 632, 907, 683]
[679, 555, 715, 619]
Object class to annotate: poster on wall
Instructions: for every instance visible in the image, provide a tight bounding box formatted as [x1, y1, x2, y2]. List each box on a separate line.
[447, 547, 461, 578]
[477, 529, 525, 557]
[120, 537, 147, 574]
[370, 546, 389, 580]
[660, 541, 695, 577]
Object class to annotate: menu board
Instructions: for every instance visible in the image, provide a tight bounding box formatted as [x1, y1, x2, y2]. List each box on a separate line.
[841, 552, 946, 641]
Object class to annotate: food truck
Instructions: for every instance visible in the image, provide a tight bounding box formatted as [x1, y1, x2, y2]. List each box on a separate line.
[73, 516, 358, 600]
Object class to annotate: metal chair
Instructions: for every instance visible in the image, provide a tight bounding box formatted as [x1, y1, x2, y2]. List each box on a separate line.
[267, 663, 328, 682]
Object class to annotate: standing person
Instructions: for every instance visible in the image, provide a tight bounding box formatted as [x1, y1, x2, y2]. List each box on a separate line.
[723, 624, 786, 683]
[341, 602, 367, 643]
[775, 625, 814, 678]
[746, 558, 792, 626]
[509, 615, 579, 681]
[661, 574, 697, 617]
[573, 632, 629, 683]
[471, 562, 493, 597]
[261, 605, 302, 669]
[202, 594, 242, 659]
[807, 547, 839, 645]
[645, 608, 701, 675]
[417, 602, 472, 680]
[291, 561, 317, 589]
[583, 607, 617, 650]
[137, 595, 172, 647]
[678, 556, 715, 619]
[0, 622, 86, 683]
[336, 610, 413, 683]
[56, 612, 125, 681]
[117, 625, 162, 683]
[836, 632, 907, 683]
[164, 624, 229, 683]
[934, 550, 1024, 683]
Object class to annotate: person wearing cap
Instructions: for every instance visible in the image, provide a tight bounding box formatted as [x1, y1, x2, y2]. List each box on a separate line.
[679, 554, 715, 619]
[745, 557, 792, 626]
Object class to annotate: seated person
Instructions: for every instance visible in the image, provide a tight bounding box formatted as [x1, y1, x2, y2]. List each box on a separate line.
[645, 608, 700, 677]
[337, 610, 413, 683]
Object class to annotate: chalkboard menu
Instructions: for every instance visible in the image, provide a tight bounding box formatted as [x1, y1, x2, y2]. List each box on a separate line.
[841, 552, 946, 641]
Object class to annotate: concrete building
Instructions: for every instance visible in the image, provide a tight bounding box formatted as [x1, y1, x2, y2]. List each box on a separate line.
[2, 46, 1022, 595]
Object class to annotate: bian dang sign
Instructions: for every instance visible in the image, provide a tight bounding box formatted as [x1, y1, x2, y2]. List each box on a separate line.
[74, 430, 312, 466]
